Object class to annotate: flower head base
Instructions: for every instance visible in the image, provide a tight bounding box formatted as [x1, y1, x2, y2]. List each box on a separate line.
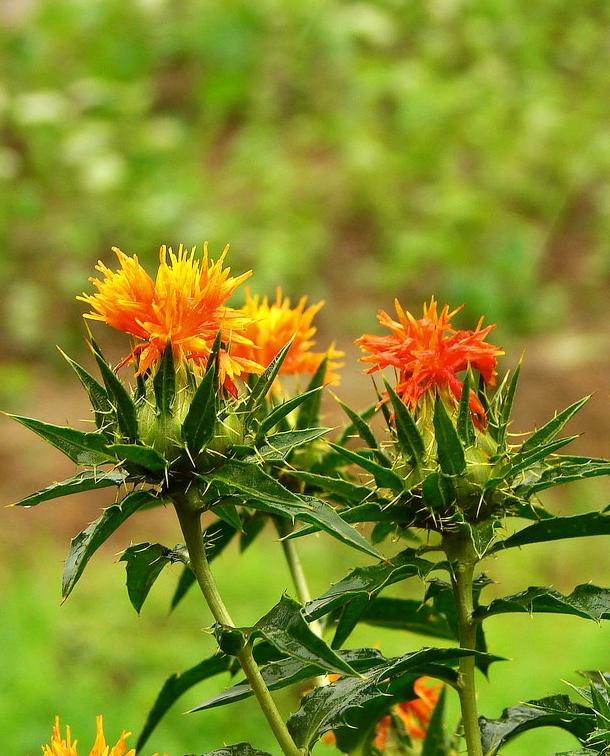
[42, 716, 140, 756]
[79, 244, 262, 396]
[231, 288, 343, 393]
[357, 297, 502, 426]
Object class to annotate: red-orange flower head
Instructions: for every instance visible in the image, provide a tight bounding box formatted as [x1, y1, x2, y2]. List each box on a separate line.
[78, 244, 263, 397]
[356, 297, 502, 426]
[231, 288, 344, 393]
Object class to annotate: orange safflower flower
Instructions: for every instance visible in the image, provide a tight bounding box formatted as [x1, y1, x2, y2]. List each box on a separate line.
[231, 289, 343, 392]
[78, 244, 262, 396]
[42, 715, 158, 756]
[357, 297, 502, 426]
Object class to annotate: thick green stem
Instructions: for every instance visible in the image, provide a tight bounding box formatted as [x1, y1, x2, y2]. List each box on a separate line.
[275, 518, 323, 637]
[174, 498, 302, 756]
[444, 535, 483, 756]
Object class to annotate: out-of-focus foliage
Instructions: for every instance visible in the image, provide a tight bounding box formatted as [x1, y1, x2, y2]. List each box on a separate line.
[2, 0, 610, 362]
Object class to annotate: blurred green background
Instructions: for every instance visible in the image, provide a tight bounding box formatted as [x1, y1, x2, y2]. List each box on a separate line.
[1, 1, 610, 754]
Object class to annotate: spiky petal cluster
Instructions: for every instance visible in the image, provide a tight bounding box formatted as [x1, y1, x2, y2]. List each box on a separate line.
[357, 297, 502, 425]
[373, 677, 443, 750]
[79, 244, 262, 395]
[231, 288, 344, 392]
[42, 716, 141, 756]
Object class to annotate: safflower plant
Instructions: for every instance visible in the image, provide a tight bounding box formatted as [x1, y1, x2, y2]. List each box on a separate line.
[8, 245, 610, 756]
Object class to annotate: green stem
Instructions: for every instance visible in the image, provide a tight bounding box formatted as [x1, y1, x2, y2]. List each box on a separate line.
[275, 518, 323, 637]
[174, 498, 302, 756]
[444, 534, 483, 756]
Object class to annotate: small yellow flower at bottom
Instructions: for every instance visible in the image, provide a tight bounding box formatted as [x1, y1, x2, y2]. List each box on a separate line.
[42, 715, 162, 756]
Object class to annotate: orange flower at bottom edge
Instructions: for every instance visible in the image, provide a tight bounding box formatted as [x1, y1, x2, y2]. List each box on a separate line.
[42, 715, 163, 756]
[231, 288, 344, 394]
[357, 297, 502, 427]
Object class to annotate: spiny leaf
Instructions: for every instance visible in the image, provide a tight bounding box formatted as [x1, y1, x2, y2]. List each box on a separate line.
[244, 340, 293, 422]
[244, 427, 330, 463]
[121, 542, 174, 613]
[497, 362, 521, 449]
[488, 434, 580, 490]
[475, 584, 610, 622]
[107, 443, 167, 473]
[9, 414, 112, 465]
[335, 396, 385, 460]
[136, 653, 231, 752]
[58, 348, 116, 434]
[12, 469, 127, 507]
[519, 395, 590, 455]
[288, 470, 371, 505]
[153, 342, 176, 415]
[91, 345, 139, 441]
[202, 746, 272, 756]
[192, 648, 384, 712]
[305, 549, 437, 621]
[457, 371, 475, 446]
[328, 442, 404, 491]
[182, 354, 217, 455]
[296, 355, 327, 429]
[480, 696, 595, 756]
[62, 490, 157, 599]
[433, 397, 466, 475]
[335, 402, 377, 445]
[256, 387, 322, 437]
[515, 457, 610, 497]
[385, 380, 425, 464]
[359, 597, 454, 640]
[492, 509, 610, 552]
[203, 462, 381, 558]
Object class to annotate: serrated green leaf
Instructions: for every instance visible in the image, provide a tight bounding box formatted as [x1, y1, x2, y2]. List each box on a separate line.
[245, 427, 330, 462]
[328, 442, 404, 491]
[335, 402, 377, 445]
[492, 510, 610, 552]
[497, 363, 521, 449]
[359, 597, 454, 640]
[192, 648, 384, 712]
[288, 470, 371, 505]
[283, 500, 407, 541]
[9, 414, 112, 465]
[457, 371, 475, 446]
[107, 443, 167, 473]
[488, 434, 580, 490]
[203, 461, 380, 558]
[121, 542, 173, 613]
[520, 396, 590, 455]
[287, 647, 490, 749]
[433, 397, 466, 475]
[385, 381, 425, 464]
[515, 458, 610, 497]
[153, 342, 176, 415]
[243, 340, 293, 423]
[480, 696, 595, 756]
[62, 490, 157, 599]
[12, 469, 127, 507]
[211, 500, 242, 531]
[422, 686, 448, 756]
[296, 355, 327, 429]
[337, 397, 378, 449]
[256, 387, 322, 437]
[136, 652, 231, 752]
[475, 584, 610, 622]
[91, 346, 139, 441]
[59, 348, 116, 434]
[182, 356, 217, 455]
[305, 549, 436, 621]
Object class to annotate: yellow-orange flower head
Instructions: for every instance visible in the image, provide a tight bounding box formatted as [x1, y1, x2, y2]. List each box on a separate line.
[42, 715, 146, 756]
[231, 288, 343, 392]
[79, 244, 262, 396]
[357, 297, 502, 426]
